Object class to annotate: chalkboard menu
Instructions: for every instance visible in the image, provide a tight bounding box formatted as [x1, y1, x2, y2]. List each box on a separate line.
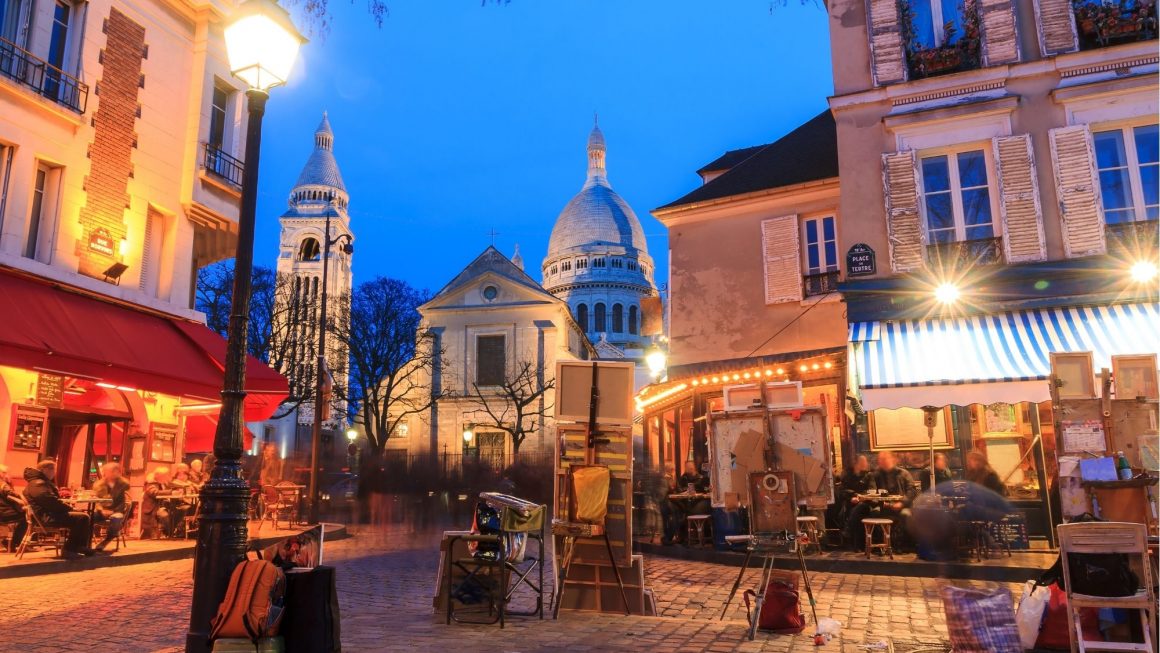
[11, 404, 48, 452]
[846, 243, 876, 277]
[989, 514, 1030, 550]
[36, 374, 64, 408]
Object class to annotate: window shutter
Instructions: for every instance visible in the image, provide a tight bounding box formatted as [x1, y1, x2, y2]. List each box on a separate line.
[138, 210, 157, 292]
[761, 215, 802, 304]
[882, 150, 925, 272]
[1049, 125, 1107, 258]
[1033, 0, 1078, 55]
[993, 134, 1046, 263]
[979, 0, 1020, 66]
[866, 0, 907, 86]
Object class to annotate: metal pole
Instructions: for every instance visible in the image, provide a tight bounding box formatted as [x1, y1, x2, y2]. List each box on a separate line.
[186, 88, 267, 653]
[308, 209, 332, 525]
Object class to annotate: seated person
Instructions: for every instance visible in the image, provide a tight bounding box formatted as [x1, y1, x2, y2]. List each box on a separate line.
[141, 467, 173, 538]
[0, 464, 28, 550]
[920, 453, 954, 492]
[92, 462, 131, 551]
[188, 459, 208, 490]
[837, 455, 875, 542]
[661, 461, 711, 545]
[845, 451, 917, 550]
[22, 459, 95, 559]
[964, 452, 1006, 497]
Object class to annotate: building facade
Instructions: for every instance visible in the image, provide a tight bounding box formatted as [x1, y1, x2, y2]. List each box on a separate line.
[826, 0, 1158, 542]
[542, 122, 660, 357]
[0, 0, 285, 499]
[261, 114, 354, 457]
[638, 111, 850, 478]
[388, 247, 593, 463]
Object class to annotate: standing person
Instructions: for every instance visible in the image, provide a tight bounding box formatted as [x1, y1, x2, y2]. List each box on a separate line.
[22, 459, 95, 559]
[0, 464, 28, 551]
[965, 451, 1006, 497]
[921, 452, 954, 492]
[258, 442, 283, 488]
[92, 462, 131, 551]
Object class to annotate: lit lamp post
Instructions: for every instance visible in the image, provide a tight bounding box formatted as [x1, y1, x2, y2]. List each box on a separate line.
[645, 342, 667, 380]
[186, 2, 302, 651]
[308, 203, 353, 525]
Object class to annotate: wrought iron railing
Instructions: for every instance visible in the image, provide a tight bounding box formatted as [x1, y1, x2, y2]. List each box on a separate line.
[0, 36, 88, 113]
[803, 269, 841, 297]
[926, 236, 1003, 267]
[202, 142, 245, 188]
[1106, 219, 1159, 252]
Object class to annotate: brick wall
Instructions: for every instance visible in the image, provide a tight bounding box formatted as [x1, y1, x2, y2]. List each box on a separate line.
[76, 8, 145, 280]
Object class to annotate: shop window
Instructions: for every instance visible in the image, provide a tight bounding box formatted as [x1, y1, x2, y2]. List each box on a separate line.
[919, 148, 998, 244]
[475, 334, 505, 386]
[1093, 123, 1159, 225]
[593, 303, 606, 333]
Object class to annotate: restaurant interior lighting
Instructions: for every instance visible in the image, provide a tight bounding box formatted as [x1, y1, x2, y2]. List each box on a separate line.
[1130, 260, 1158, 283]
[934, 282, 960, 304]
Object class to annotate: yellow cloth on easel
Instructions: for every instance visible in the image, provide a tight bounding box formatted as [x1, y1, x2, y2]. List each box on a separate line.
[572, 466, 610, 524]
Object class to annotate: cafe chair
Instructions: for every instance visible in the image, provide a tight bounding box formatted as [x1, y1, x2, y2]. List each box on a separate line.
[16, 507, 69, 559]
[795, 515, 822, 555]
[274, 481, 303, 526]
[183, 500, 201, 540]
[1058, 521, 1155, 653]
[444, 493, 547, 628]
[91, 501, 136, 552]
[258, 485, 294, 532]
[551, 464, 630, 619]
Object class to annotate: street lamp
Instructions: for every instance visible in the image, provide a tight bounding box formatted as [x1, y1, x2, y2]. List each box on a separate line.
[1130, 259, 1158, 283]
[186, 1, 301, 651]
[463, 428, 474, 444]
[934, 282, 960, 305]
[308, 198, 354, 525]
[346, 428, 358, 442]
[645, 343, 667, 379]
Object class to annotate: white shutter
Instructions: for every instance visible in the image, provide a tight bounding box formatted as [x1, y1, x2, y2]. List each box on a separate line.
[761, 215, 802, 304]
[138, 210, 156, 292]
[1049, 125, 1107, 258]
[866, 0, 907, 86]
[993, 134, 1046, 263]
[1033, 0, 1079, 55]
[979, 0, 1020, 66]
[882, 151, 926, 272]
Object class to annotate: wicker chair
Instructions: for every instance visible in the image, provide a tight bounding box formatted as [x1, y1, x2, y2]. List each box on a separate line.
[15, 507, 69, 559]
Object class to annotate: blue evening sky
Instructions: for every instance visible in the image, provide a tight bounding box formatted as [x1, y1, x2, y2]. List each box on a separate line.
[252, 1, 834, 294]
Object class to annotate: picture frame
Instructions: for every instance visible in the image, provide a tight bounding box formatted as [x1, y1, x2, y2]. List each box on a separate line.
[128, 434, 147, 473]
[868, 406, 954, 451]
[1051, 352, 1096, 399]
[1112, 354, 1158, 400]
[149, 423, 178, 463]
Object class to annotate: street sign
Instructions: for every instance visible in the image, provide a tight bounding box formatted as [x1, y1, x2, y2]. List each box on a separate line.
[846, 243, 876, 277]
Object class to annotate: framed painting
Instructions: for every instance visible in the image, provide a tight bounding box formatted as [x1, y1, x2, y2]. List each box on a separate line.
[1113, 354, 1158, 400]
[868, 406, 953, 451]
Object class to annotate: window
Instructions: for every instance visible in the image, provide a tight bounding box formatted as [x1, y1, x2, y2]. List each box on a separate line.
[1093, 123, 1159, 224]
[919, 149, 995, 243]
[575, 303, 588, 332]
[0, 144, 12, 227]
[298, 237, 321, 261]
[593, 258, 605, 268]
[612, 304, 624, 333]
[475, 335, 505, 386]
[561, 260, 571, 271]
[627, 261, 637, 271]
[576, 258, 588, 269]
[907, 0, 965, 49]
[593, 303, 606, 333]
[611, 258, 623, 269]
[482, 285, 498, 301]
[550, 264, 557, 275]
[42, 1, 71, 99]
[628, 306, 638, 335]
[209, 85, 230, 148]
[24, 162, 59, 262]
[0, 0, 30, 47]
[802, 216, 838, 274]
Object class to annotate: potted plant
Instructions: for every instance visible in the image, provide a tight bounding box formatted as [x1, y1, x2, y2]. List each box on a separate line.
[900, 0, 982, 79]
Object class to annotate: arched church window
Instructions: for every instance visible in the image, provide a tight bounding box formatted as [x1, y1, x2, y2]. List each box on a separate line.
[298, 238, 321, 262]
[562, 261, 571, 271]
[575, 304, 588, 332]
[611, 258, 623, 269]
[628, 306, 639, 335]
[593, 258, 605, 268]
[550, 265, 557, 275]
[627, 261, 637, 271]
[577, 258, 588, 269]
[612, 304, 624, 333]
[594, 303, 606, 333]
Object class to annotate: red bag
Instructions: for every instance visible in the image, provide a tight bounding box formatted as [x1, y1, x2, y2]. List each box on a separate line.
[1035, 582, 1101, 650]
[744, 580, 805, 634]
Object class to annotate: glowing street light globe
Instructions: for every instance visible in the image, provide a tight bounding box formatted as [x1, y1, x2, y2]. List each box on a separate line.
[1130, 260, 1158, 283]
[463, 429, 474, 443]
[934, 282, 961, 305]
[645, 344, 667, 379]
[345, 429, 357, 442]
[225, 0, 304, 91]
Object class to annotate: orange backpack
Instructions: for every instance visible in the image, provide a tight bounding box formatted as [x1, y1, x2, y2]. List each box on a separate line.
[209, 559, 286, 644]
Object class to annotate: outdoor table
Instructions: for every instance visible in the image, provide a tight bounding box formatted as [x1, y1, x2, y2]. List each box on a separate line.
[854, 494, 905, 504]
[65, 496, 113, 516]
[667, 492, 711, 501]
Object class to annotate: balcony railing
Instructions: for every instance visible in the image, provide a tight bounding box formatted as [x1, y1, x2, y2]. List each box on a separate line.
[1106, 218, 1159, 253]
[1073, 0, 1157, 50]
[202, 143, 245, 188]
[803, 269, 841, 297]
[926, 236, 1003, 267]
[0, 36, 88, 113]
[900, 0, 982, 80]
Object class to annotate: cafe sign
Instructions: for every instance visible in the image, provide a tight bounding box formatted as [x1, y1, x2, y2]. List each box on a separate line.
[88, 227, 116, 256]
[35, 373, 64, 408]
[846, 243, 876, 277]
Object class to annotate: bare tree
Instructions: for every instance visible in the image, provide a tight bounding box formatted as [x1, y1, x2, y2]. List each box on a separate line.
[466, 360, 555, 455]
[331, 276, 445, 453]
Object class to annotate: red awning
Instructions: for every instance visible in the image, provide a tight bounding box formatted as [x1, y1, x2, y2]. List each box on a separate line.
[183, 413, 256, 453]
[0, 268, 288, 418]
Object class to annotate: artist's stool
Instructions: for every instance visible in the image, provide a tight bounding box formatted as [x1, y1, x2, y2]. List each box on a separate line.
[795, 516, 821, 555]
[862, 518, 894, 559]
[687, 514, 712, 547]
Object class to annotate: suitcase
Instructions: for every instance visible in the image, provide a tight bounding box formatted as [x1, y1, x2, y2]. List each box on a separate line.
[213, 637, 285, 653]
[282, 566, 341, 653]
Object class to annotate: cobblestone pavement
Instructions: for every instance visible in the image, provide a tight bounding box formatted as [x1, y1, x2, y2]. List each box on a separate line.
[0, 525, 1021, 652]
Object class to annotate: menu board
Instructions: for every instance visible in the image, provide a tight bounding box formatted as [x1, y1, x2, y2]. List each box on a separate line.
[1061, 419, 1106, 454]
[989, 515, 1030, 550]
[35, 374, 64, 408]
[150, 424, 178, 462]
[11, 404, 48, 452]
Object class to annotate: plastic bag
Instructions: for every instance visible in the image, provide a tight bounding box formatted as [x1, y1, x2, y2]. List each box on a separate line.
[816, 617, 842, 635]
[941, 585, 1022, 653]
[1016, 581, 1049, 649]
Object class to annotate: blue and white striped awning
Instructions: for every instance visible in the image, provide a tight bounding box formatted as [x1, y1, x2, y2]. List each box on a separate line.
[849, 303, 1159, 409]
